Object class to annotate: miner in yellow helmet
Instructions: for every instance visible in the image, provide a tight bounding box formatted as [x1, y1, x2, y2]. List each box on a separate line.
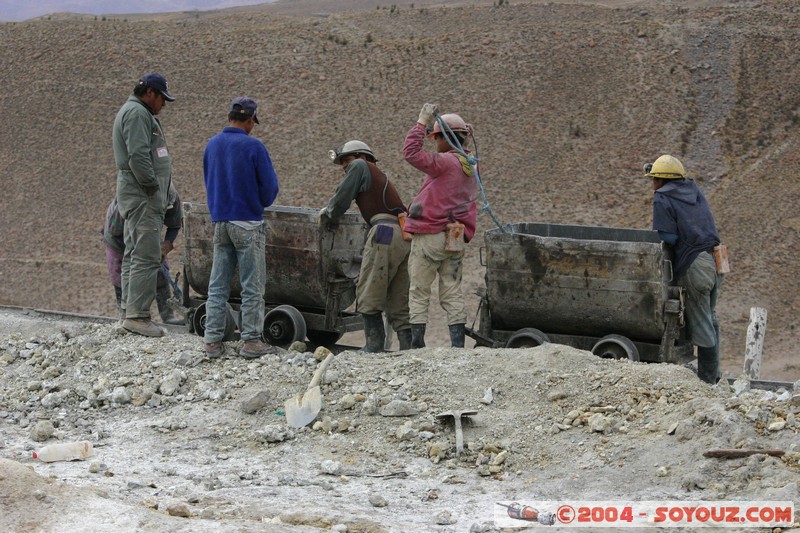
[647, 154, 724, 384]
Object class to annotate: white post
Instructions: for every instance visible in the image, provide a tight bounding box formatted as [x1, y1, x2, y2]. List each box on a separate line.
[743, 307, 767, 380]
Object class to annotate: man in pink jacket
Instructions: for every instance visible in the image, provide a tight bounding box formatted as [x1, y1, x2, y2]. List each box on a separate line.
[402, 103, 478, 349]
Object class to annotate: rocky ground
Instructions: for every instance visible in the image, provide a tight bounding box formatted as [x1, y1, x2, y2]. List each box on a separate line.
[0, 308, 798, 532]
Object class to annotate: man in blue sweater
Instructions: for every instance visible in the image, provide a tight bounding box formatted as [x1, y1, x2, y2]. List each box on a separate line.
[203, 97, 280, 359]
[648, 154, 724, 384]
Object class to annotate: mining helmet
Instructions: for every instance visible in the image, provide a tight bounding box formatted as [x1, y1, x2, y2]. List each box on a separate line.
[427, 113, 470, 138]
[328, 140, 375, 165]
[646, 154, 686, 179]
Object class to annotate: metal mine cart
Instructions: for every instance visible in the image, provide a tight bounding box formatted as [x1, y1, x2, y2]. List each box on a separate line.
[467, 222, 693, 364]
[181, 204, 368, 347]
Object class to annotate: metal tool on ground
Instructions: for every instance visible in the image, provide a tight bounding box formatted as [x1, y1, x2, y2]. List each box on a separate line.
[436, 409, 478, 456]
[284, 352, 334, 428]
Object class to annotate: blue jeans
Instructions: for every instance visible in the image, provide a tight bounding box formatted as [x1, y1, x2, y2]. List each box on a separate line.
[204, 222, 266, 343]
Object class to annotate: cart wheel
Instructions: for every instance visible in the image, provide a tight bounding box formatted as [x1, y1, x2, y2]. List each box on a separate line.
[191, 303, 208, 337]
[263, 305, 307, 348]
[306, 329, 344, 347]
[190, 302, 237, 340]
[591, 334, 640, 362]
[506, 328, 550, 348]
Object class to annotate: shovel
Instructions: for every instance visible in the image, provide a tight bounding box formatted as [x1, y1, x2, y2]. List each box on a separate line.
[284, 352, 334, 428]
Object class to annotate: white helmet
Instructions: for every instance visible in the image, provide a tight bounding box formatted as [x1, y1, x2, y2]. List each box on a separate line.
[329, 140, 375, 165]
[427, 113, 471, 138]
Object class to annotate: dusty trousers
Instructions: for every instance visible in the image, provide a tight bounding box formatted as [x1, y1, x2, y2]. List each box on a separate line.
[116, 171, 168, 319]
[356, 218, 411, 333]
[408, 232, 466, 325]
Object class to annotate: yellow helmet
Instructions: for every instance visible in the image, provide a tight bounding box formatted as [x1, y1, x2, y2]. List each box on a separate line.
[646, 154, 685, 179]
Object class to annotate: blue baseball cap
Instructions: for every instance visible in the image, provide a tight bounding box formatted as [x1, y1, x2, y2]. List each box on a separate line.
[138, 73, 175, 102]
[230, 96, 259, 124]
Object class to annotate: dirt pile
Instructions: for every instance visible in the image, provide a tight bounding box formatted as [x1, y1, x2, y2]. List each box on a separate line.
[0, 309, 798, 531]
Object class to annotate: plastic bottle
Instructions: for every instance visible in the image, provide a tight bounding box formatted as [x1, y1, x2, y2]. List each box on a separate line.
[33, 441, 94, 463]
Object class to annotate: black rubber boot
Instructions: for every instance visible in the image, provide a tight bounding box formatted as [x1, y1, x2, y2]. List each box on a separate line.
[156, 285, 184, 325]
[113, 286, 124, 321]
[362, 313, 386, 353]
[449, 323, 466, 348]
[396, 328, 413, 350]
[410, 323, 426, 349]
[696, 345, 719, 385]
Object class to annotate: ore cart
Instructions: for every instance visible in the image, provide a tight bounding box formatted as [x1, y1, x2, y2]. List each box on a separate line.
[181, 203, 368, 347]
[466, 222, 692, 363]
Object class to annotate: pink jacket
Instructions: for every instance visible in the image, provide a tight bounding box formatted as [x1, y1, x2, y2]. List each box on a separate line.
[402, 123, 478, 241]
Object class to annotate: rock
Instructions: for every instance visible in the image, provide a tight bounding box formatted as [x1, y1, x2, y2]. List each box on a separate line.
[290, 341, 307, 353]
[338, 394, 358, 410]
[256, 425, 294, 443]
[379, 399, 419, 417]
[546, 390, 568, 401]
[395, 421, 416, 441]
[369, 493, 387, 507]
[768, 419, 786, 432]
[313, 346, 331, 361]
[435, 510, 457, 525]
[174, 351, 201, 367]
[159, 370, 186, 396]
[479, 387, 493, 405]
[41, 390, 68, 409]
[30, 420, 55, 442]
[320, 460, 341, 475]
[166, 502, 191, 518]
[673, 420, 695, 442]
[111, 386, 131, 405]
[490, 450, 508, 466]
[732, 376, 750, 396]
[241, 391, 271, 414]
[429, 442, 445, 463]
[588, 413, 608, 433]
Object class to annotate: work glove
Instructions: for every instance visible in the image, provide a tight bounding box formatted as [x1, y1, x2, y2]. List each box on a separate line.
[318, 207, 338, 230]
[417, 103, 439, 126]
[160, 240, 174, 260]
[142, 184, 159, 198]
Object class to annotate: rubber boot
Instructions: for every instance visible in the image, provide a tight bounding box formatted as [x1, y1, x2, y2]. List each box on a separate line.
[396, 328, 413, 351]
[362, 313, 386, 353]
[113, 286, 124, 322]
[449, 323, 466, 348]
[384, 315, 394, 351]
[410, 323, 426, 349]
[156, 285, 184, 325]
[696, 345, 719, 385]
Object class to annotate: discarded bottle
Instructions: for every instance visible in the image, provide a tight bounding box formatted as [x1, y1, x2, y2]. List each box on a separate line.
[33, 441, 94, 463]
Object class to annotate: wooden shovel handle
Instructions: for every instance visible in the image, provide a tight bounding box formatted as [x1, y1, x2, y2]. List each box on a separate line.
[308, 353, 334, 389]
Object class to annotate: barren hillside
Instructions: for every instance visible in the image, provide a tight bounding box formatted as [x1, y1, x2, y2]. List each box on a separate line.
[0, 0, 798, 379]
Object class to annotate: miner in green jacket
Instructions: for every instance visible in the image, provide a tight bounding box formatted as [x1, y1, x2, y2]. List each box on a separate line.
[112, 72, 176, 337]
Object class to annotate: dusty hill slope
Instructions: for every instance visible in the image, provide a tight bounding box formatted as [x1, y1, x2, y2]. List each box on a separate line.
[0, 0, 798, 379]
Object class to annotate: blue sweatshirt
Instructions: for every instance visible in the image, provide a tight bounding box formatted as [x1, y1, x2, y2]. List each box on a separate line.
[203, 126, 279, 222]
[652, 178, 719, 279]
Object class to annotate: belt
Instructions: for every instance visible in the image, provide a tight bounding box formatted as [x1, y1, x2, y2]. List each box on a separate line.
[369, 213, 399, 226]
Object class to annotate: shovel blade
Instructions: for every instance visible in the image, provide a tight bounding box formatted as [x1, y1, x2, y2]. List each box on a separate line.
[284, 386, 322, 428]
